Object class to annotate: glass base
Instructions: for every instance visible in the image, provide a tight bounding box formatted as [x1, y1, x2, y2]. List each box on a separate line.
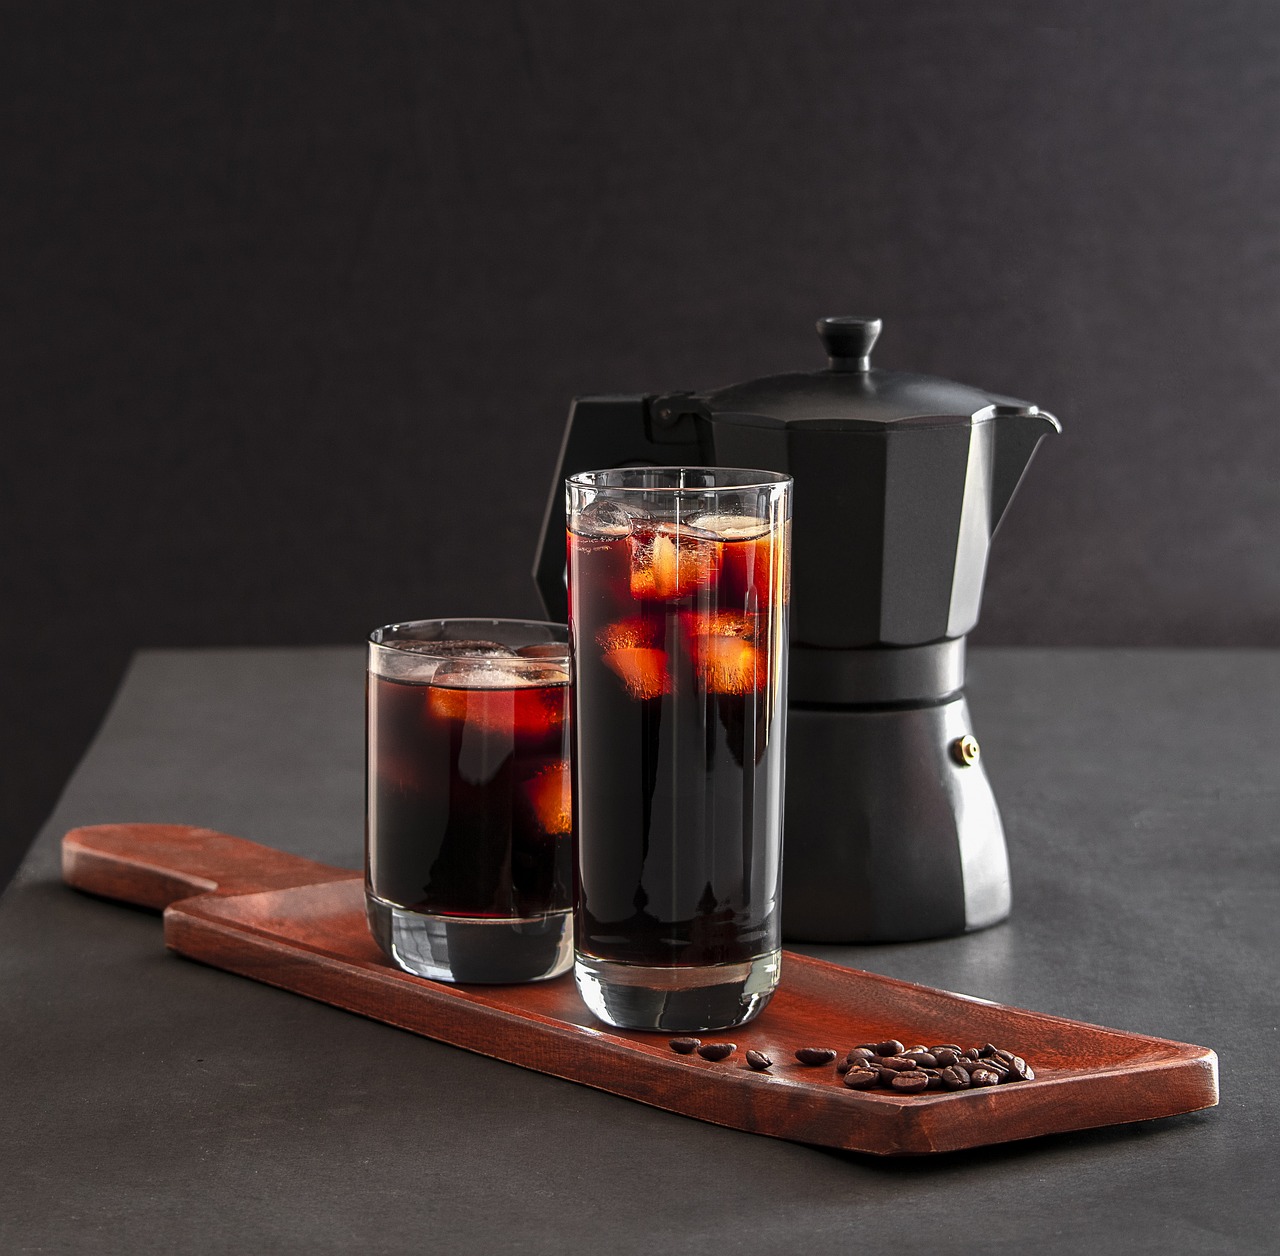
[574, 950, 781, 1032]
[366, 893, 573, 984]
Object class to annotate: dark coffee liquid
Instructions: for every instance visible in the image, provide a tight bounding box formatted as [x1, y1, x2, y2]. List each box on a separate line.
[568, 518, 788, 969]
[366, 668, 571, 918]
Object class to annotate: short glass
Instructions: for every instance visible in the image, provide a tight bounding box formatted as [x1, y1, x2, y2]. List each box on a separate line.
[567, 468, 793, 1031]
[365, 618, 574, 984]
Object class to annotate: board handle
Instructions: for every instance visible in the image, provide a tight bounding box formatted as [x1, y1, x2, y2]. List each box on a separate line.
[62, 823, 356, 911]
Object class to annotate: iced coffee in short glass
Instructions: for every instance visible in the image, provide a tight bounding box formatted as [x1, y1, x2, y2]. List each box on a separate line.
[365, 619, 573, 984]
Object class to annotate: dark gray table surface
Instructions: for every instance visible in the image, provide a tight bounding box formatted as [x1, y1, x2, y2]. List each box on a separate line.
[2, 647, 1276, 1255]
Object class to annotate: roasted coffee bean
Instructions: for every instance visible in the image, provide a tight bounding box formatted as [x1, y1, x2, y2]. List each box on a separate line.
[921, 1067, 944, 1089]
[669, 1037, 702, 1054]
[961, 1047, 981, 1060]
[835, 1058, 852, 1074]
[875, 1039, 906, 1057]
[940, 1065, 971, 1090]
[970, 1067, 1002, 1087]
[795, 1047, 839, 1066]
[904, 1050, 939, 1068]
[848, 1047, 876, 1063]
[932, 1048, 960, 1068]
[979, 1044, 1001, 1059]
[878, 1055, 917, 1071]
[890, 1070, 930, 1093]
[843, 1066, 881, 1089]
[931, 1044, 962, 1054]
[745, 1050, 773, 1071]
[697, 1042, 736, 1061]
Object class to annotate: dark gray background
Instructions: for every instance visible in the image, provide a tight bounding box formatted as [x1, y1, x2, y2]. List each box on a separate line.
[4, 0, 1279, 888]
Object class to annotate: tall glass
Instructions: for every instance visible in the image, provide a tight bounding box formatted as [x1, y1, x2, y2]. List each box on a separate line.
[567, 468, 792, 1031]
[365, 618, 573, 984]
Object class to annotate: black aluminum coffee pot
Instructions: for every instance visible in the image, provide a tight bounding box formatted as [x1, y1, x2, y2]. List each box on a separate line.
[534, 317, 1059, 942]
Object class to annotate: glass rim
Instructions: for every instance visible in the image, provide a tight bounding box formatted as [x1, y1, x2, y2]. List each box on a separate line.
[567, 466, 792, 493]
[368, 617, 567, 663]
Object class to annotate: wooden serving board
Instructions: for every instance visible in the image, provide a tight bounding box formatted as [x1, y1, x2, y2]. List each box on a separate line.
[62, 823, 1218, 1156]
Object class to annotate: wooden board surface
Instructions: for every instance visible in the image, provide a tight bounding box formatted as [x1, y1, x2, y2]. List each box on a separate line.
[62, 823, 1218, 1156]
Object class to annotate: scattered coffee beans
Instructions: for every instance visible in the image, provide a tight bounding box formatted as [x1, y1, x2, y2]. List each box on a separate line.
[670, 1030, 1034, 1096]
[670, 1034, 1029, 1090]
[697, 1042, 736, 1062]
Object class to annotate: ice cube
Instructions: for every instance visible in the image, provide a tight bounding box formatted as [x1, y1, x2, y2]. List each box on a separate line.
[690, 512, 771, 540]
[521, 759, 572, 838]
[373, 637, 518, 683]
[428, 660, 568, 733]
[596, 615, 661, 652]
[629, 523, 721, 601]
[431, 658, 566, 690]
[516, 642, 571, 661]
[602, 646, 671, 700]
[684, 610, 761, 643]
[514, 662, 571, 686]
[696, 637, 764, 695]
[573, 498, 648, 538]
[394, 638, 515, 657]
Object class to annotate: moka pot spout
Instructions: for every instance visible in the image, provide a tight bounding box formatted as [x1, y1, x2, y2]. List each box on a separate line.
[989, 405, 1061, 536]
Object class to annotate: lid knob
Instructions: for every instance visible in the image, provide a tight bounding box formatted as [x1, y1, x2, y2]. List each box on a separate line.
[818, 316, 882, 373]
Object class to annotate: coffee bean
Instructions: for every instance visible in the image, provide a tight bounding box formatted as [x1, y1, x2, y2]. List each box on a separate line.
[891, 1070, 930, 1093]
[904, 1050, 939, 1068]
[848, 1047, 876, 1063]
[843, 1066, 881, 1089]
[970, 1067, 1001, 1087]
[875, 1039, 906, 1057]
[795, 1047, 838, 1066]
[835, 1058, 852, 1074]
[940, 1065, 971, 1090]
[745, 1050, 773, 1071]
[931, 1044, 962, 1054]
[697, 1042, 735, 1061]
[878, 1055, 916, 1071]
[669, 1037, 701, 1054]
[932, 1048, 960, 1068]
